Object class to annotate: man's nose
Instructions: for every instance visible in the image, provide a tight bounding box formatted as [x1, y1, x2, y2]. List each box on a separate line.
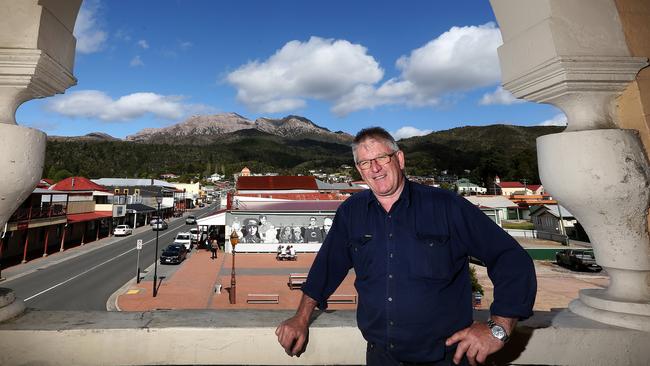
[370, 159, 383, 172]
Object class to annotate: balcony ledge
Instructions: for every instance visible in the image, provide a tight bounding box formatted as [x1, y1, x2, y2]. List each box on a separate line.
[0, 308, 648, 365]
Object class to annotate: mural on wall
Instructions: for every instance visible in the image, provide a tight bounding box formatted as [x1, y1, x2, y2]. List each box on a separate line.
[229, 214, 334, 244]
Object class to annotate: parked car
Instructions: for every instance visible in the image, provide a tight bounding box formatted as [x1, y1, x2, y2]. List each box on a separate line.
[198, 202, 205, 208]
[160, 244, 187, 265]
[151, 219, 168, 231]
[185, 215, 197, 225]
[556, 249, 602, 272]
[173, 232, 193, 250]
[113, 225, 133, 236]
[172, 211, 183, 217]
[189, 228, 201, 243]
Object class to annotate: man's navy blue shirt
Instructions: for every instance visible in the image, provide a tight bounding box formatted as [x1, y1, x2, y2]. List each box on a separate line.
[302, 180, 537, 363]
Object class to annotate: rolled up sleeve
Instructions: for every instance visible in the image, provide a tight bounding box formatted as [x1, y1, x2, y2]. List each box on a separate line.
[451, 195, 537, 320]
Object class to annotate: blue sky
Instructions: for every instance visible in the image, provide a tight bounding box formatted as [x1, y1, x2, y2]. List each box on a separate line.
[17, 0, 566, 140]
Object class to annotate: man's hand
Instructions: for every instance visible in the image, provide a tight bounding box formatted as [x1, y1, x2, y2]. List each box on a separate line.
[276, 293, 318, 357]
[445, 316, 515, 366]
[275, 315, 309, 357]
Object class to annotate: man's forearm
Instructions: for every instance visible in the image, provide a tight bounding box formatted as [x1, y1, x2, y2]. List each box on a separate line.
[294, 293, 318, 324]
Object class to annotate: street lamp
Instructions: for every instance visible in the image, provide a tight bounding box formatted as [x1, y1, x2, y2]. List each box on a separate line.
[153, 195, 163, 297]
[229, 228, 239, 304]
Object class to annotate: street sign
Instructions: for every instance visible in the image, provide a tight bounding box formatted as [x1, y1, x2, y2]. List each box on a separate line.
[136, 239, 143, 250]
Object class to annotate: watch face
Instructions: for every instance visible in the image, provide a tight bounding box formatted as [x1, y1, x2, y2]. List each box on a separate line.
[492, 326, 506, 339]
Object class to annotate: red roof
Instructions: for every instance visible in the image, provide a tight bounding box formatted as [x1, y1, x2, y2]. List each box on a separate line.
[497, 181, 525, 188]
[232, 200, 343, 212]
[236, 176, 318, 191]
[67, 211, 112, 223]
[528, 184, 542, 191]
[237, 193, 346, 200]
[50, 177, 108, 192]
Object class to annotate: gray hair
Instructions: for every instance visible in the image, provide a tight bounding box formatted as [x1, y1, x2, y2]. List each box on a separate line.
[351, 127, 399, 163]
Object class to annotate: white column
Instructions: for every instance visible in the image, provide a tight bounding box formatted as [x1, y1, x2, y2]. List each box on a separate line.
[0, 0, 81, 322]
[491, 0, 650, 331]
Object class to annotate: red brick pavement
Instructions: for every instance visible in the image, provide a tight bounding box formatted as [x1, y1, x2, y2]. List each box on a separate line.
[117, 250, 357, 311]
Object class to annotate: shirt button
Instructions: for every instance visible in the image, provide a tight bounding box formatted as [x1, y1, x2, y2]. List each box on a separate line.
[388, 297, 393, 302]
[389, 233, 393, 238]
[389, 253, 393, 258]
[389, 274, 393, 279]
[390, 343, 395, 349]
[389, 321, 394, 326]
[388, 215, 392, 219]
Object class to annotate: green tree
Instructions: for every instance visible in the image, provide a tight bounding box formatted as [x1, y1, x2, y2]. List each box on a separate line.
[53, 169, 73, 182]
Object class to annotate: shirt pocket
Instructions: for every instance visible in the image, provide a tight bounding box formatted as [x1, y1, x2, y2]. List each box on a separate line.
[348, 236, 373, 280]
[408, 235, 453, 281]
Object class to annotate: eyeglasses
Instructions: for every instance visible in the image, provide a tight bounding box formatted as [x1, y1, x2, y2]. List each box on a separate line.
[356, 151, 398, 170]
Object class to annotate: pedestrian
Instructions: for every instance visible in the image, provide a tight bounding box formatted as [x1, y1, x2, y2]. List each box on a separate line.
[210, 239, 218, 259]
[275, 127, 536, 366]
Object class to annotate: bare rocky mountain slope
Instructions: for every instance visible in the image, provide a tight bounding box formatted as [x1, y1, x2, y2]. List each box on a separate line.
[124, 113, 353, 145]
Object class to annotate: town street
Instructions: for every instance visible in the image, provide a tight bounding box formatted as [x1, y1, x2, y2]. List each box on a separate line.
[1, 206, 214, 311]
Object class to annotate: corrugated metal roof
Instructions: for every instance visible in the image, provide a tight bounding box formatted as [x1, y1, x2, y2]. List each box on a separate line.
[50, 177, 108, 192]
[236, 176, 318, 190]
[231, 200, 342, 212]
[315, 179, 365, 191]
[497, 181, 525, 188]
[92, 178, 177, 188]
[464, 195, 517, 208]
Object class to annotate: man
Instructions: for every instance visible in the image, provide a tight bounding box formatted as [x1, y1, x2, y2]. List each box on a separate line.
[304, 216, 324, 243]
[276, 127, 536, 366]
[258, 215, 272, 241]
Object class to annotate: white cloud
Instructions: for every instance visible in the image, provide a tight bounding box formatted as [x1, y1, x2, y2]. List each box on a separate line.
[180, 41, 193, 50]
[227, 23, 502, 116]
[479, 86, 524, 105]
[391, 23, 502, 102]
[74, 0, 108, 54]
[538, 113, 568, 126]
[392, 126, 433, 140]
[137, 39, 149, 49]
[226, 36, 383, 114]
[46, 90, 215, 122]
[130, 55, 144, 67]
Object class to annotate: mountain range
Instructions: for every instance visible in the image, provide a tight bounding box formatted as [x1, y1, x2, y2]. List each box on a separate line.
[50, 113, 352, 145]
[44, 113, 564, 184]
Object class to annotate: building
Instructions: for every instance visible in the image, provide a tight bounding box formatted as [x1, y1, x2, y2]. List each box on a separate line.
[463, 195, 519, 225]
[92, 178, 177, 226]
[530, 204, 580, 244]
[456, 178, 487, 195]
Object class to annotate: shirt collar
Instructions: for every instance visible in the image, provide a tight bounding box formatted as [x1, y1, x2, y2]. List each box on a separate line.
[365, 176, 411, 209]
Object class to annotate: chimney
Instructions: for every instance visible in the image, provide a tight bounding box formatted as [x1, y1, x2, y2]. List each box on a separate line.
[71, 177, 75, 187]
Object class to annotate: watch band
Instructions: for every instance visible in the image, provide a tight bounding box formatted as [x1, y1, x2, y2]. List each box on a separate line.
[487, 319, 510, 343]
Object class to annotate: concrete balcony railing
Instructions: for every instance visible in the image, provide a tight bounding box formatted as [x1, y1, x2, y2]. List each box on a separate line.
[0, 308, 649, 365]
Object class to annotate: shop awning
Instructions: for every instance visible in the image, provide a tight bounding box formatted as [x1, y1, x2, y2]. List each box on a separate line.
[67, 212, 113, 223]
[196, 210, 226, 226]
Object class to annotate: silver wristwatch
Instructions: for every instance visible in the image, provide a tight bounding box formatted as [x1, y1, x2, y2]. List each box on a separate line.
[487, 319, 510, 343]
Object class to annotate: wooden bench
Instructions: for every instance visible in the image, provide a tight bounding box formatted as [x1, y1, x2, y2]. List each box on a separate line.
[246, 293, 280, 304]
[288, 273, 308, 290]
[327, 294, 357, 304]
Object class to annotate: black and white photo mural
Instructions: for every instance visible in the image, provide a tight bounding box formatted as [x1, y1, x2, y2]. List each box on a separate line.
[226, 212, 336, 252]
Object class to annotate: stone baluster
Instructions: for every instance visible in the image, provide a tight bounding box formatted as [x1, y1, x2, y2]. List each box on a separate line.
[491, 0, 650, 331]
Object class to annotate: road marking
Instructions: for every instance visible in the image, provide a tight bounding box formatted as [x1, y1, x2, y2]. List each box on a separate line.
[23, 229, 178, 302]
[126, 289, 140, 295]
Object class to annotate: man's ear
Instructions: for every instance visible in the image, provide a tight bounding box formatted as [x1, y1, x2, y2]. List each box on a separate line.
[397, 150, 405, 170]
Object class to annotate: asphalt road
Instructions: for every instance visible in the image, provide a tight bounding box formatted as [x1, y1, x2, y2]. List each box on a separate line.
[1, 206, 215, 311]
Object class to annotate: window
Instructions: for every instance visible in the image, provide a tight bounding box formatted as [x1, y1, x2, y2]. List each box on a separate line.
[114, 189, 120, 194]
[123, 189, 129, 195]
[134, 189, 140, 195]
